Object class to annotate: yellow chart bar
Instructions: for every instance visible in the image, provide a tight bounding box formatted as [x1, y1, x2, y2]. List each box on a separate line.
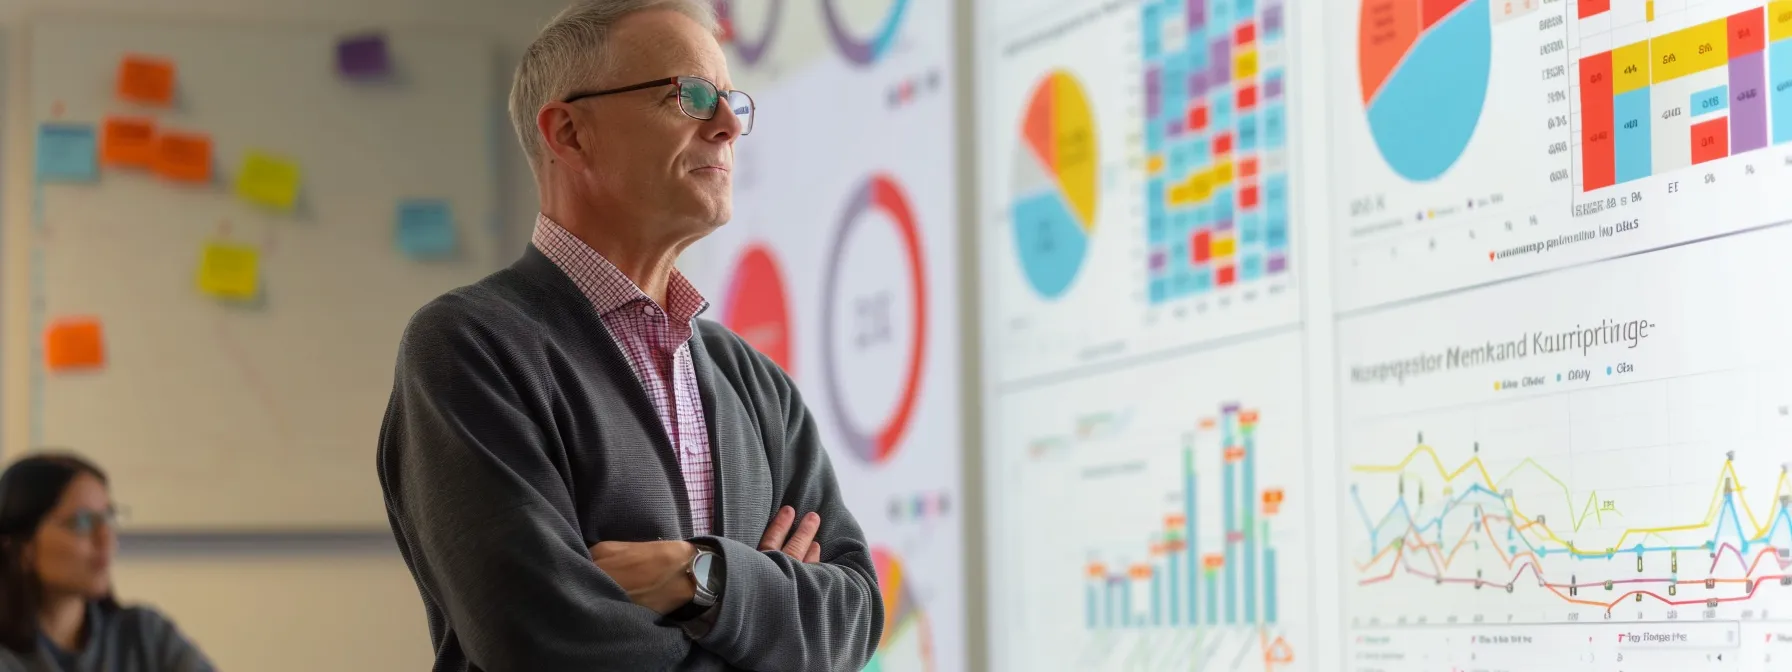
[1651, 18, 1729, 84]
[1771, 1, 1792, 41]
[1647, 0, 1655, 22]
[1612, 41, 1652, 95]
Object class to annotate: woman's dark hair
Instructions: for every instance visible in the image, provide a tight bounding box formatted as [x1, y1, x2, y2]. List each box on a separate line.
[0, 451, 120, 653]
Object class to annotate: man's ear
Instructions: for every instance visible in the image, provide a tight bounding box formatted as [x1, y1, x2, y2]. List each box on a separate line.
[538, 103, 588, 171]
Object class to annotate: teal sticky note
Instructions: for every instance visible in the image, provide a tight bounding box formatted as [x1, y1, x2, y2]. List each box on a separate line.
[37, 124, 99, 182]
[396, 199, 456, 259]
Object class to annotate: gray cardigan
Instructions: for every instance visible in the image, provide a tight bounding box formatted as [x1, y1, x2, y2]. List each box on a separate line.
[0, 603, 213, 672]
[377, 245, 883, 671]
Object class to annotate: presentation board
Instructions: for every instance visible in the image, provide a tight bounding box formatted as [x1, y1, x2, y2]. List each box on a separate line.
[683, 1, 963, 669]
[9, 16, 500, 532]
[979, 0, 1792, 670]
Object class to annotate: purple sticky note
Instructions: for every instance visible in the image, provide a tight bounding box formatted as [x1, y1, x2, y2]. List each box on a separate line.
[337, 33, 391, 79]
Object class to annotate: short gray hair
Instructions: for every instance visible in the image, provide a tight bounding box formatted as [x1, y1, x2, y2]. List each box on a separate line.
[509, 0, 719, 173]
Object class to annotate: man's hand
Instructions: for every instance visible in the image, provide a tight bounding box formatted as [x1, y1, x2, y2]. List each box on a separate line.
[759, 506, 823, 563]
[590, 540, 697, 615]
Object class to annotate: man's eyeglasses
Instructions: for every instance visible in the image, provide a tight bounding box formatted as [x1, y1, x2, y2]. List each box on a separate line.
[57, 506, 122, 536]
[562, 75, 755, 136]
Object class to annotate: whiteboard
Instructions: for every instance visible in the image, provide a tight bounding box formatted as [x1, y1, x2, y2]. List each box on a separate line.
[14, 15, 502, 531]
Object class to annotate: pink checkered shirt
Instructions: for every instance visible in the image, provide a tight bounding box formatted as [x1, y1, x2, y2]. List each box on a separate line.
[532, 214, 716, 536]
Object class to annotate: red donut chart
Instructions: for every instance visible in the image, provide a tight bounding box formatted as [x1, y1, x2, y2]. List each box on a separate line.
[720, 243, 794, 374]
[820, 173, 927, 466]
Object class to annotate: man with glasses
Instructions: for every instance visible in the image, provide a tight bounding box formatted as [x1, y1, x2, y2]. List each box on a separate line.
[375, 1, 881, 670]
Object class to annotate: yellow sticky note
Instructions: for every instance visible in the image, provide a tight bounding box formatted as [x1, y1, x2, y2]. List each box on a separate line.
[234, 151, 301, 211]
[197, 242, 260, 300]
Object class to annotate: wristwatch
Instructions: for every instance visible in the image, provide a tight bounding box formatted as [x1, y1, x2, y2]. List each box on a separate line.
[670, 544, 723, 621]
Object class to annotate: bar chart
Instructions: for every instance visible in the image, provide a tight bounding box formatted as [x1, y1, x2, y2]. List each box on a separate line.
[1080, 406, 1289, 636]
[1141, 0, 1293, 307]
[1577, 1, 1792, 191]
[987, 330, 1308, 671]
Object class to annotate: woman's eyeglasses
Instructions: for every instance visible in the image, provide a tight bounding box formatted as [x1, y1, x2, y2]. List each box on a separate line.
[57, 507, 122, 535]
[562, 75, 755, 136]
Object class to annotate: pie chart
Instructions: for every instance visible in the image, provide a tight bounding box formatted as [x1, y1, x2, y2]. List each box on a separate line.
[1359, 0, 1491, 181]
[1011, 70, 1097, 300]
[864, 547, 934, 672]
[719, 243, 793, 374]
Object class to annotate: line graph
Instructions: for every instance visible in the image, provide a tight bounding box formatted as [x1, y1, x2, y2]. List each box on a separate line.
[1352, 443, 1792, 610]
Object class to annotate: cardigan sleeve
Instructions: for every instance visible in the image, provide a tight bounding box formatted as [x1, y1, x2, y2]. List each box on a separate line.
[686, 330, 885, 672]
[378, 295, 689, 670]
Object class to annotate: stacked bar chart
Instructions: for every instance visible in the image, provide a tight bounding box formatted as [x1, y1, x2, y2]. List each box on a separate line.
[1141, 0, 1292, 306]
[1081, 405, 1286, 632]
[1578, 2, 1792, 191]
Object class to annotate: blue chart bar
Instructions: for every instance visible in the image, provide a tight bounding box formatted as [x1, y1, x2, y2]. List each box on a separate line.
[1612, 88, 1652, 184]
[1205, 572, 1219, 623]
[1242, 427, 1258, 624]
[1120, 580, 1133, 628]
[1773, 39, 1792, 145]
[1087, 584, 1097, 629]
[1265, 547, 1279, 624]
[1169, 552, 1182, 625]
[1106, 581, 1117, 628]
[1151, 574, 1162, 627]
[1184, 445, 1199, 626]
[1223, 423, 1238, 625]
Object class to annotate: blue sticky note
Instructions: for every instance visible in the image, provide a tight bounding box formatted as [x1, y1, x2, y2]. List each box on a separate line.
[37, 124, 99, 182]
[396, 199, 456, 259]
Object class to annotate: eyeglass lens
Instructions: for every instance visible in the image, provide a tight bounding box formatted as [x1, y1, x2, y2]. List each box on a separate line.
[677, 79, 754, 135]
[63, 508, 118, 535]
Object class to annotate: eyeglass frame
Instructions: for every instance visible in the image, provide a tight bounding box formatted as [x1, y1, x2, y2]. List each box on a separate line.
[560, 75, 755, 136]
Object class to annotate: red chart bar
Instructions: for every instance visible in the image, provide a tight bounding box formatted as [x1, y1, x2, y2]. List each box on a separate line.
[1691, 117, 1730, 164]
[1579, 51, 1616, 191]
[1579, 0, 1610, 19]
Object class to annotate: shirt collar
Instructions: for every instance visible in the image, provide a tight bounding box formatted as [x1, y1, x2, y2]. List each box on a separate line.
[530, 214, 710, 323]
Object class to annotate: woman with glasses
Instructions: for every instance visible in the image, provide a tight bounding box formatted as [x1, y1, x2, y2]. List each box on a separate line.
[0, 451, 213, 671]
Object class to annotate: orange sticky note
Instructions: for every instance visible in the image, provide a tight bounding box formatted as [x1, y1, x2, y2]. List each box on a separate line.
[116, 55, 175, 106]
[155, 131, 213, 183]
[101, 116, 157, 168]
[45, 318, 105, 371]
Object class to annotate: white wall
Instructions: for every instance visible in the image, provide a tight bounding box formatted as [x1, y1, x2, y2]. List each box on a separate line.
[0, 0, 569, 669]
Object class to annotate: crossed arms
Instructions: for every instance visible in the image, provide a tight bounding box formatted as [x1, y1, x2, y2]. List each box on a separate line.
[377, 307, 882, 671]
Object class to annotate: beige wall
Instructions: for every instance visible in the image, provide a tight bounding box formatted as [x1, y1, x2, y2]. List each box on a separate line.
[0, 0, 568, 669]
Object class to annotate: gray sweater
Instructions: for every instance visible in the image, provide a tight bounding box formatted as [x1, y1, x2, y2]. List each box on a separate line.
[377, 245, 883, 671]
[0, 603, 214, 672]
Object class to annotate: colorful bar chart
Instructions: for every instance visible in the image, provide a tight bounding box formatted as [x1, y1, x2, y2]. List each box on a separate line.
[1577, 4, 1792, 191]
[1142, 0, 1291, 305]
[1081, 404, 1284, 631]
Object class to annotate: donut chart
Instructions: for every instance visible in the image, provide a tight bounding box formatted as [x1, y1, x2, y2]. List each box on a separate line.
[821, 0, 911, 65]
[719, 243, 794, 374]
[1011, 70, 1097, 300]
[1358, 0, 1492, 181]
[713, 0, 782, 66]
[820, 173, 927, 466]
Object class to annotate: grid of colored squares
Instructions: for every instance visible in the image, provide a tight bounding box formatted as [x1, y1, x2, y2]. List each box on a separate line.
[1577, 3, 1792, 191]
[1142, 0, 1291, 305]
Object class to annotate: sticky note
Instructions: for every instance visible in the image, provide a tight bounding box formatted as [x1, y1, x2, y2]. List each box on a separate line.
[101, 117, 157, 168]
[336, 33, 391, 79]
[36, 124, 99, 182]
[196, 242, 261, 300]
[154, 131, 213, 183]
[116, 55, 176, 106]
[396, 199, 457, 259]
[234, 151, 301, 211]
[45, 318, 105, 371]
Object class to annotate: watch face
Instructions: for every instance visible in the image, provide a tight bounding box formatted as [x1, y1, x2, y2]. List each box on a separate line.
[693, 551, 713, 586]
